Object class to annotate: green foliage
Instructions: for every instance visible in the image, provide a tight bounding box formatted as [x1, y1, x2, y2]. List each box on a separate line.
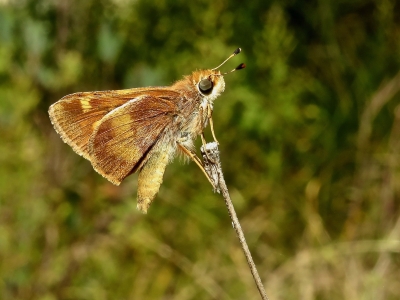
[1, 0, 400, 299]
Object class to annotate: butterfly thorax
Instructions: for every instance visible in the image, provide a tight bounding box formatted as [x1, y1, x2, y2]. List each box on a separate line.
[170, 70, 225, 146]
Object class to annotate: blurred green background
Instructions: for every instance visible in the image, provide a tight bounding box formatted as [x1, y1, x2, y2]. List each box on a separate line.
[1, 0, 400, 299]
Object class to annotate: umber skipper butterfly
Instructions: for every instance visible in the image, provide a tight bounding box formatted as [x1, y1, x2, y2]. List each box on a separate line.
[49, 48, 245, 213]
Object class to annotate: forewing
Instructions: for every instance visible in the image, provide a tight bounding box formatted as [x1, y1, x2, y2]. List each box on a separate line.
[88, 95, 177, 185]
[48, 88, 177, 160]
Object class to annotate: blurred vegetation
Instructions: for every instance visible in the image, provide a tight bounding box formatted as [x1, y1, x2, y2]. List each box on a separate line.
[1, 0, 400, 299]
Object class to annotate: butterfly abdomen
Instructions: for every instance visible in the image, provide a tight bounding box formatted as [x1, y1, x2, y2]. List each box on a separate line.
[137, 148, 170, 213]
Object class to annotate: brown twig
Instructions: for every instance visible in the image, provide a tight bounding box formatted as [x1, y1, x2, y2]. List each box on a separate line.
[200, 142, 269, 300]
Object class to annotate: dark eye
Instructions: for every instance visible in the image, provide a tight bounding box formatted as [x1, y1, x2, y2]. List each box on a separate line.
[199, 79, 213, 94]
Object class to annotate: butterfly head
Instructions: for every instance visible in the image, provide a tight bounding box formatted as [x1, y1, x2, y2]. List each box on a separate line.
[191, 69, 226, 102]
[191, 48, 245, 102]
[173, 48, 245, 102]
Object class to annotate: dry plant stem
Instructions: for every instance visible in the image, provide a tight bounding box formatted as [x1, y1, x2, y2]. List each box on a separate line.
[201, 142, 269, 300]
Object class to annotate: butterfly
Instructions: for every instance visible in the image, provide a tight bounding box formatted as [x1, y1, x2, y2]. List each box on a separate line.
[49, 48, 244, 213]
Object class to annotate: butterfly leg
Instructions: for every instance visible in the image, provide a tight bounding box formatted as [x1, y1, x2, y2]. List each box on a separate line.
[201, 132, 207, 146]
[177, 142, 216, 189]
[207, 104, 219, 144]
[201, 105, 218, 164]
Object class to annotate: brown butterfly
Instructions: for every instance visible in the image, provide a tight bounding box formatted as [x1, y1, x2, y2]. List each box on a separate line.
[49, 48, 245, 213]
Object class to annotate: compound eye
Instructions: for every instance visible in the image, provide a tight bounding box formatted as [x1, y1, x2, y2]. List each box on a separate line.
[199, 78, 213, 94]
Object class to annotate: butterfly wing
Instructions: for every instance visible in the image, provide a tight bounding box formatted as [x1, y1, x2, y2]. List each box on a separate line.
[48, 88, 172, 160]
[88, 94, 178, 185]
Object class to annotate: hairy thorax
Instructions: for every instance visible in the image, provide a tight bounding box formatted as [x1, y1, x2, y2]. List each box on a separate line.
[171, 69, 225, 149]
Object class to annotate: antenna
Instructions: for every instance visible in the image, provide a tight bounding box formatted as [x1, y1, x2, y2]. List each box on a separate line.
[221, 63, 246, 75]
[212, 48, 242, 71]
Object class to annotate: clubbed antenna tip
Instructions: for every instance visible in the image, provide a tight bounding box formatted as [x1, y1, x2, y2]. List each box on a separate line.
[233, 48, 241, 55]
[235, 63, 246, 70]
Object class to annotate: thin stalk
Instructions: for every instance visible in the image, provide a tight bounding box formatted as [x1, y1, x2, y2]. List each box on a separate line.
[201, 142, 269, 300]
